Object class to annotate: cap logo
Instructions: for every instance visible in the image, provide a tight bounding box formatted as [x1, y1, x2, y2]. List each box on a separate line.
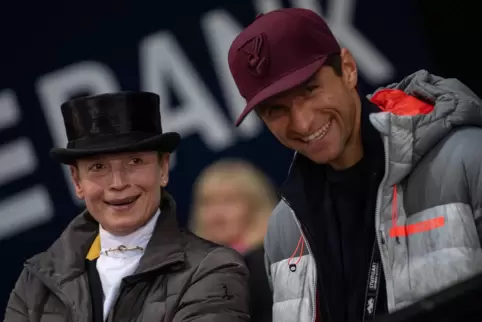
[239, 33, 270, 78]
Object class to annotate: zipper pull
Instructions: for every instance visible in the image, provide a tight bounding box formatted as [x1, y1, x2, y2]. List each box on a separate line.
[380, 229, 386, 245]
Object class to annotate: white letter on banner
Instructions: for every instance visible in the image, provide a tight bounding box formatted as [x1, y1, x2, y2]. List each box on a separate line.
[252, 0, 395, 85]
[36, 61, 120, 205]
[0, 90, 54, 239]
[201, 10, 263, 139]
[139, 31, 234, 168]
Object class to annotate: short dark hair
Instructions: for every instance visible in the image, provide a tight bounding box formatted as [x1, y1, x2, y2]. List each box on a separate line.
[325, 53, 342, 76]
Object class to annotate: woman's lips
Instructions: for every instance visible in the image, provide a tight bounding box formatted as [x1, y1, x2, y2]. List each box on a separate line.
[104, 195, 140, 211]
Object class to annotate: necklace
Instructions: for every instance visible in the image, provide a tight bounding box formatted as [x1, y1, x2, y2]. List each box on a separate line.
[101, 245, 144, 256]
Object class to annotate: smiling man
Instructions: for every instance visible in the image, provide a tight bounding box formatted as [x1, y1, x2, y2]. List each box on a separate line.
[228, 7, 482, 322]
[4, 92, 250, 322]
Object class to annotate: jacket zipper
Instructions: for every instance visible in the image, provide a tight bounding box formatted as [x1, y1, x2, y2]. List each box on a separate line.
[108, 261, 184, 321]
[374, 136, 390, 312]
[280, 195, 331, 322]
[26, 265, 75, 322]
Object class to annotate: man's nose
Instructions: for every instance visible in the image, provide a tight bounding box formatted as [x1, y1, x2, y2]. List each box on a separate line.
[289, 99, 312, 134]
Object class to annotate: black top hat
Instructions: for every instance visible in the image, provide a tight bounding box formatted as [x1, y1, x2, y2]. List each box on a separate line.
[50, 91, 181, 164]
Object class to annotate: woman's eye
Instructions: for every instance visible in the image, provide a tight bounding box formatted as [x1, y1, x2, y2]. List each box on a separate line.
[90, 164, 104, 171]
[129, 158, 143, 165]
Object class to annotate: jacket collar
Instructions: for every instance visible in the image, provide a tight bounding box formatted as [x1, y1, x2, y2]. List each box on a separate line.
[26, 192, 185, 288]
[279, 97, 382, 210]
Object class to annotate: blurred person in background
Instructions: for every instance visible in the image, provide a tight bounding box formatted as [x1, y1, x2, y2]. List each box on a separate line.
[190, 159, 276, 322]
[228, 7, 482, 322]
[4, 92, 250, 322]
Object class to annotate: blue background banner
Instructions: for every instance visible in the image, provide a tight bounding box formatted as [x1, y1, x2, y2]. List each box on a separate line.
[0, 0, 438, 315]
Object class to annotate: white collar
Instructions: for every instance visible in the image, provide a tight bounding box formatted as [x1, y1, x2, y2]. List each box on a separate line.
[99, 209, 160, 257]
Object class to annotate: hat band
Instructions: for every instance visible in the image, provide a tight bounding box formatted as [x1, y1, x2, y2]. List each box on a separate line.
[67, 131, 160, 149]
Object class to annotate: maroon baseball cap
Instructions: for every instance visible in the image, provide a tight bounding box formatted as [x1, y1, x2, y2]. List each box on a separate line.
[228, 8, 341, 126]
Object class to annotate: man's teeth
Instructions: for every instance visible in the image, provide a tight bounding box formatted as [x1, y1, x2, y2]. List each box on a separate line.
[303, 121, 331, 142]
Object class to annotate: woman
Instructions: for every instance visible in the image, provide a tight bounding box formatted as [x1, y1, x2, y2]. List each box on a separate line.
[4, 92, 250, 322]
[190, 159, 277, 322]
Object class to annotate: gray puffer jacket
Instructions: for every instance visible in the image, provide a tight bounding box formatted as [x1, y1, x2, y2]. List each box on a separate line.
[4, 193, 250, 322]
[264, 70, 482, 322]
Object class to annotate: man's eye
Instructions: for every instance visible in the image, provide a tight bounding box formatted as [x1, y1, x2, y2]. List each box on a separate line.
[266, 105, 285, 117]
[305, 84, 318, 93]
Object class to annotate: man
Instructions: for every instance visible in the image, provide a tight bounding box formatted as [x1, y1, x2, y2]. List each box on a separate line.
[4, 92, 250, 322]
[227, 7, 482, 322]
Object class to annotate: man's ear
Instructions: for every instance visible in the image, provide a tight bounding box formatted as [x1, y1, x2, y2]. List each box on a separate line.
[69, 165, 85, 200]
[159, 153, 170, 187]
[340, 48, 358, 90]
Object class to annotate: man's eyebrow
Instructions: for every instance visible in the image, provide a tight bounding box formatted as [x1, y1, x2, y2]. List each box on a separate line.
[255, 75, 319, 112]
[255, 102, 277, 113]
[302, 73, 317, 86]
[255, 103, 269, 113]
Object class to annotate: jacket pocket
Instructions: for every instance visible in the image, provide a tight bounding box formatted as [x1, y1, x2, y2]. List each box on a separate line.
[270, 254, 316, 322]
[393, 202, 482, 307]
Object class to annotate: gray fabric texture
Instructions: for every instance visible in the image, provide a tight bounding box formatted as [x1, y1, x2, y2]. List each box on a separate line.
[264, 70, 482, 321]
[4, 193, 250, 322]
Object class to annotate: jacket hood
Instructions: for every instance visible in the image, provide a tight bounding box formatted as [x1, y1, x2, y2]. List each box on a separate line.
[368, 70, 482, 185]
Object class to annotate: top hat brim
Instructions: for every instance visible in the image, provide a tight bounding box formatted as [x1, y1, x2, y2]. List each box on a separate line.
[50, 132, 181, 165]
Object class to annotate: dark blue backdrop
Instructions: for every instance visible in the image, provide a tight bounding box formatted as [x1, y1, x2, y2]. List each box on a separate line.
[0, 0, 431, 316]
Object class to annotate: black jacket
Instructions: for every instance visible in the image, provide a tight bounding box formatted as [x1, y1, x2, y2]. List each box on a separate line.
[4, 193, 250, 322]
[244, 246, 272, 322]
[279, 99, 386, 322]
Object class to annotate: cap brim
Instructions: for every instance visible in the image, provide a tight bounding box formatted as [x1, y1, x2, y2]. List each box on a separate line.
[235, 57, 327, 126]
[50, 132, 181, 165]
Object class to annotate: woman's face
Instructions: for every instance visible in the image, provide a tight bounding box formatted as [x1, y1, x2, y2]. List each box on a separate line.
[197, 180, 251, 246]
[70, 151, 169, 235]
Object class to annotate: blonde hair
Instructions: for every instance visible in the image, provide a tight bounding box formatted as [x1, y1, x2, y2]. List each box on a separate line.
[190, 159, 277, 249]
